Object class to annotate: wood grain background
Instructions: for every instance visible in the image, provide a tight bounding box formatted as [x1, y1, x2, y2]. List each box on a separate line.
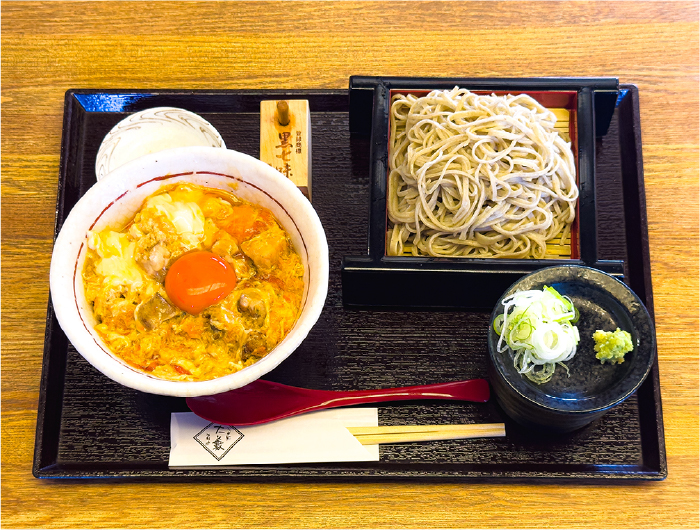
[2, 1, 698, 528]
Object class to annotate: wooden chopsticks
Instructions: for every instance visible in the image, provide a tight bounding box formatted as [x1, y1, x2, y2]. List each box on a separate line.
[347, 423, 506, 445]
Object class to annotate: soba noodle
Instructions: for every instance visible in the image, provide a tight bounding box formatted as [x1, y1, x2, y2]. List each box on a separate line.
[387, 87, 578, 259]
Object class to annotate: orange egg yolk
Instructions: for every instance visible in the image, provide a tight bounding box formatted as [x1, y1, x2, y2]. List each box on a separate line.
[165, 251, 237, 315]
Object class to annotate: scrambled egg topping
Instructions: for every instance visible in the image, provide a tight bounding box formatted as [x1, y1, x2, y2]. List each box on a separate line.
[83, 183, 304, 382]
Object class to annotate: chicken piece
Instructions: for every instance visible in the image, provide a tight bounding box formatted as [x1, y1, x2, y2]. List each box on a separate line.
[230, 256, 254, 282]
[136, 241, 171, 278]
[242, 331, 267, 359]
[238, 291, 267, 327]
[240, 226, 287, 271]
[207, 304, 238, 332]
[128, 223, 144, 240]
[135, 293, 180, 330]
[201, 218, 219, 249]
[199, 196, 234, 220]
[211, 231, 239, 264]
[205, 304, 247, 346]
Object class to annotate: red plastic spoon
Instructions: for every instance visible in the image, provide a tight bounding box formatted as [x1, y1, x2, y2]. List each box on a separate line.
[186, 378, 490, 426]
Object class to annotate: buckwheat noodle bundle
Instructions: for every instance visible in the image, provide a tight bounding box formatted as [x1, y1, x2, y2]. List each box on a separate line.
[387, 87, 578, 258]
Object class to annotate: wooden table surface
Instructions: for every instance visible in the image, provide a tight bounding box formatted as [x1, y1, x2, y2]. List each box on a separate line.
[2, 1, 698, 528]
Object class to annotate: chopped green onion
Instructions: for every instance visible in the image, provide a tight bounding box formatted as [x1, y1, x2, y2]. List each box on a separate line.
[544, 285, 575, 311]
[493, 314, 504, 334]
[513, 319, 533, 341]
[495, 285, 580, 384]
[571, 305, 580, 324]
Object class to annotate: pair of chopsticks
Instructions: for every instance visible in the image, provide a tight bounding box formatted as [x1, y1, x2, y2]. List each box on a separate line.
[347, 423, 506, 445]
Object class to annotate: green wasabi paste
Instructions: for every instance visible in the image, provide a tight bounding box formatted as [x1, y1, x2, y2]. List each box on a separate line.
[593, 328, 633, 364]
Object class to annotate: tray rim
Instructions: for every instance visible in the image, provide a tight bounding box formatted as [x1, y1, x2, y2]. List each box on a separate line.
[33, 86, 667, 482]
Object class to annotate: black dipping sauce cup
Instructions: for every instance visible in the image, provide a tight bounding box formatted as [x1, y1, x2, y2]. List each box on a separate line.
[487, 265, 656, 433]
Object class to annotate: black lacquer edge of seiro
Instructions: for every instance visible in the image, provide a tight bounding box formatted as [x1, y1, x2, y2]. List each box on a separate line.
[342, 76, 624, 309]
[33, 86, 665, 482]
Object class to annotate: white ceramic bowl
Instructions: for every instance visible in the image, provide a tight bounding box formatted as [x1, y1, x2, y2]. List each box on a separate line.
[95, 107, 226, 181]
[50, 146, 329, 397]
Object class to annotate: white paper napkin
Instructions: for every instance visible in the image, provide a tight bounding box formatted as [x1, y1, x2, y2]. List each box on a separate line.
[169, 408, 379, 467]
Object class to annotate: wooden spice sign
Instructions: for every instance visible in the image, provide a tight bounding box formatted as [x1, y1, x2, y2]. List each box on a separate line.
[260, 99, 312, 200]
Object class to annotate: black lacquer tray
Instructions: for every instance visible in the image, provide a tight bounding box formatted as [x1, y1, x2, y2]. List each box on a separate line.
[33, 85, 666, 481]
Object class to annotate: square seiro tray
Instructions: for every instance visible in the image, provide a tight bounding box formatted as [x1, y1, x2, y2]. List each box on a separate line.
[33, 83, 666, 481]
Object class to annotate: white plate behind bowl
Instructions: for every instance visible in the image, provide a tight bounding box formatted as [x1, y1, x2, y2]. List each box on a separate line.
[51, 146, 329, 397]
